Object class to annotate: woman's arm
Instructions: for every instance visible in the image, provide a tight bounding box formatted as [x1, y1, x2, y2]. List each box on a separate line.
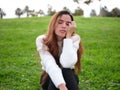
[60, 35, 80, 68]
[60, 21, 80, 68]
[36, 35, 66, 88]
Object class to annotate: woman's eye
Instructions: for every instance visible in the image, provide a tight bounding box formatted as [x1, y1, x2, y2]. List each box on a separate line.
[66, 22, 71, 26]
[58, 21, 63, 24]
[66, 22, 69, 26]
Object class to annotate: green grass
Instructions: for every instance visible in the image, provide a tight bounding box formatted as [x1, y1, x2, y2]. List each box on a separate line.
[0, 16, 120, 90]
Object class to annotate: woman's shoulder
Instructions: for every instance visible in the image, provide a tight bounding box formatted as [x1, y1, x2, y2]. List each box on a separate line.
[36, 34, 47, 43]
[36, 34, 48, 51]
[36, 34, 46, 40]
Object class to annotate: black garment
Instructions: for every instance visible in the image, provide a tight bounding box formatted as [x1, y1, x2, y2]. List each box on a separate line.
[41, 76, 50, 90]
[47, 68, 79, 90]
[48, 79, 59, 90]
[62, 68, 79, 90]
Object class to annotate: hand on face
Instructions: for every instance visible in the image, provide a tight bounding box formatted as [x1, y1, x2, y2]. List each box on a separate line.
[66, 21, 76, 38]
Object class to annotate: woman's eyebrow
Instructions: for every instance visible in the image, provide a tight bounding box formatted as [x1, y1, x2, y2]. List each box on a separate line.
[67, 21, 71, 24]
[58, 19, 63, 22]
[58, 19, 71, 23]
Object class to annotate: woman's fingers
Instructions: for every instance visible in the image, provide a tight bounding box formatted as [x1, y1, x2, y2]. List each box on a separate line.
[69, 21, 76, 30]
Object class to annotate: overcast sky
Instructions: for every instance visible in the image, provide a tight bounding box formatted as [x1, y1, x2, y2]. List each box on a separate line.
[0, 0, 120, 18]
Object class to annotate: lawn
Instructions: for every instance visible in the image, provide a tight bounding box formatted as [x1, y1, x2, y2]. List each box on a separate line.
[0, 16, 120, 90]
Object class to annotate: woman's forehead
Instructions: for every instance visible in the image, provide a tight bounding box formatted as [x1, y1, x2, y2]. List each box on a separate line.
[57, 14, 72, 21]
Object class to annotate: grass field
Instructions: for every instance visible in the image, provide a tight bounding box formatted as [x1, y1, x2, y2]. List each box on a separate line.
[0, 16, 120, 90]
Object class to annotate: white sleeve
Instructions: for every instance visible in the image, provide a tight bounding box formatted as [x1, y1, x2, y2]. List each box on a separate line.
[60, 35, 80, 68]
[36, 35, 66, 88]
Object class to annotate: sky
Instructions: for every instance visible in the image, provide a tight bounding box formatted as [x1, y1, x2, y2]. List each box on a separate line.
[0, 0, 120, 18]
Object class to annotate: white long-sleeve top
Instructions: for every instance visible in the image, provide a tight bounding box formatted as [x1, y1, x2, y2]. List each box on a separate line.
[36, 34, 80, 88]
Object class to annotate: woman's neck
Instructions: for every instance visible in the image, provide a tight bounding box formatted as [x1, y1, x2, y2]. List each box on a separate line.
[57, 36, 64, 41]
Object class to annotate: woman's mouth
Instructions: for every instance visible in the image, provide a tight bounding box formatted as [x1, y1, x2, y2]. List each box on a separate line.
[60, 30, 66, 33]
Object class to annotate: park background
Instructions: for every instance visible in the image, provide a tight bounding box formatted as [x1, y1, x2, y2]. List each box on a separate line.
[0, 0, 120, 90]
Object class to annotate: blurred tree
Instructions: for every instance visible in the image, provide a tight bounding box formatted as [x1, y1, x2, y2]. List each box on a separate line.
[99, 6, 112, 17]
[49, 10, 56, 16]
[0, 8, 6, 19]
[111, 8, 120, 17]
[73, 0, 120, 17]
[73, 0, 92, 4]
[28, 10, 45, 17]
[38, 9, 45, 16]
[73, 7, 83, 16]
[90, 9, 97, 16]
[47, 4, 56, 16]
[84, 0, 92, 5]
[73, 0, 97, 17]
[15, 8, 23, 18]
[73, 0, 101, 4]
[73, 0, 79, 3]
[63, 7, 71, 12]
[24, 6, 29, 17]
[47, 4, 52, 15]
[99, 6, 108, 17]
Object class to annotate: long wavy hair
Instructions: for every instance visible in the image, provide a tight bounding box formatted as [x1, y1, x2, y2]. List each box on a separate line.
[43, 10, 84, 74]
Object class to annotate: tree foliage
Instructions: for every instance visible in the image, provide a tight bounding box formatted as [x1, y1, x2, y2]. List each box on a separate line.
[47, 4, 56, 16]
[73, 7, 83, 16]
[73, 0, 79, 3]
[15, 8, 23, 18]
[99, 6, 120, 17]
[111, 8, 120, 17]
[0, 8, 6, 19]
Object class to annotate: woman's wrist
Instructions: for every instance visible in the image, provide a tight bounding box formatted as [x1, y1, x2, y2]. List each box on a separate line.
[66, 34, 71, 38]
[66, 32, 72, 38]
[58, 83, 68, 90]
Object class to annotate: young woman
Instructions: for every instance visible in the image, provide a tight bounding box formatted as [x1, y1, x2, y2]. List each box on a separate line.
[36, 10, 83, 90]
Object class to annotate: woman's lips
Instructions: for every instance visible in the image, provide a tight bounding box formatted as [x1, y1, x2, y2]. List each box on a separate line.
[60, 30, 66, 33]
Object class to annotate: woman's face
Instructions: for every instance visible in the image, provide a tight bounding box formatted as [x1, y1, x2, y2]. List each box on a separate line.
[55, 14, 72, 41]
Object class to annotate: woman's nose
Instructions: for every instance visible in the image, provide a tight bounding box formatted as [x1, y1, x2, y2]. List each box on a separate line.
[62, 22, 66, 27]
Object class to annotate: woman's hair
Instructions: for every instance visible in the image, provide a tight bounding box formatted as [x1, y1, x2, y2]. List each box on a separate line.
[43, 10, 83, 74]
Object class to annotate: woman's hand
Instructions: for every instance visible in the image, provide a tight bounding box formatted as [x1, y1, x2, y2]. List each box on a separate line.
[66, 21, 76, 38]
[58, 83, 68, 90]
